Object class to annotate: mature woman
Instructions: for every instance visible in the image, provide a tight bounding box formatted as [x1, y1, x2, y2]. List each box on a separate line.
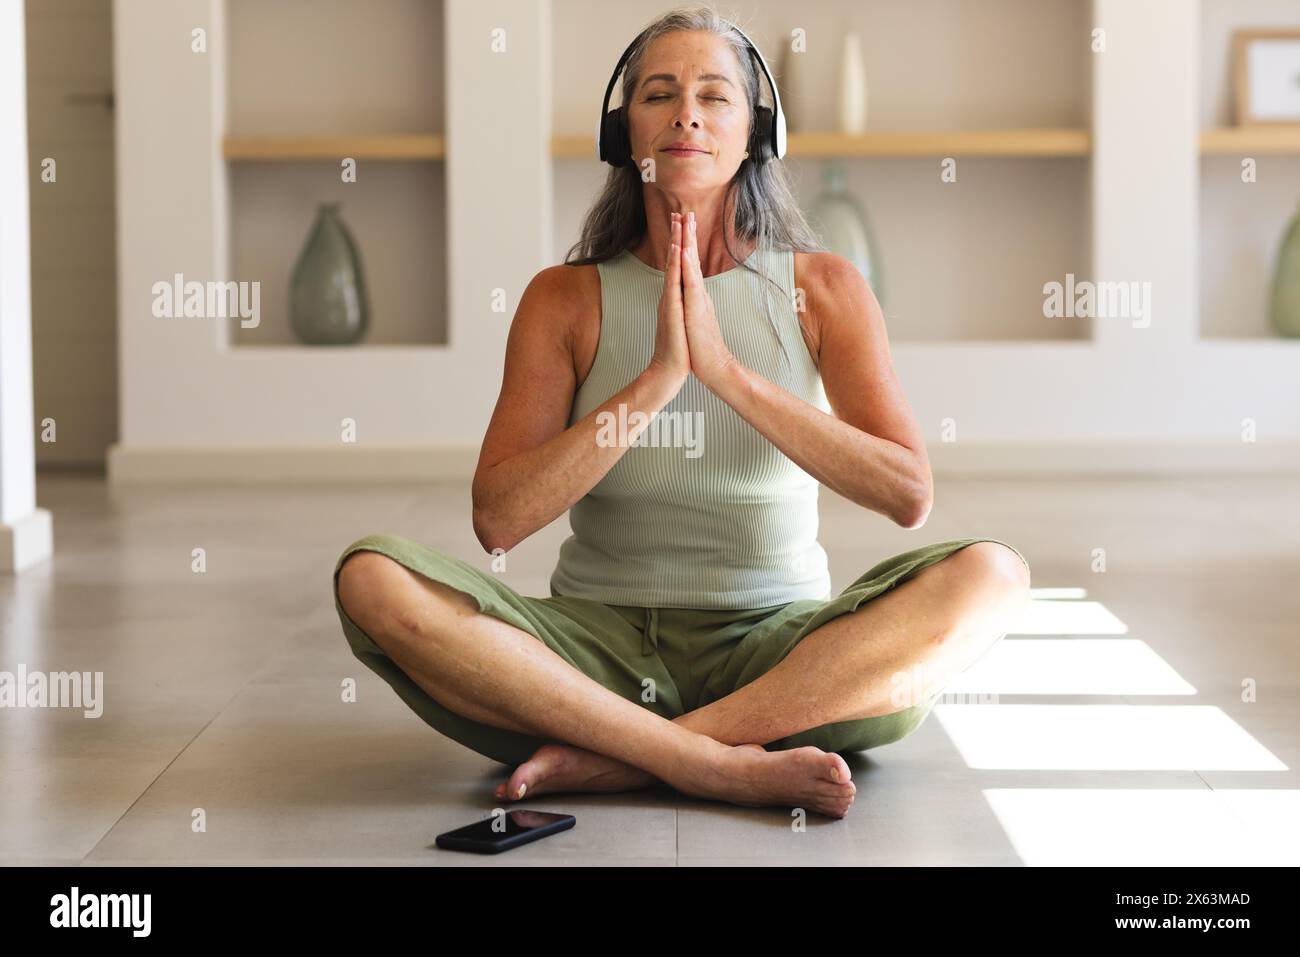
[333, 7, 1030, 820]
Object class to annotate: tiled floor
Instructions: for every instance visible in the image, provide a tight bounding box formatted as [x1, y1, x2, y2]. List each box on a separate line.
[2, 473, 1297, 865]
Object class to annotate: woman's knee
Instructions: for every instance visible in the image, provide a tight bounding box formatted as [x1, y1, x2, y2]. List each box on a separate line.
[336, 546, 482, 645]
[950, 541, 1031, 595]
[336, 549, 410, 637]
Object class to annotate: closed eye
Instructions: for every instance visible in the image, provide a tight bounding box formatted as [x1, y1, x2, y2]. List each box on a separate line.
[647, 94, 728, 102]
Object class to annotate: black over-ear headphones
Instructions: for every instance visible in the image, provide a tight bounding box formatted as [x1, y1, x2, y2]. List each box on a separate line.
[595, 20, 787, 168]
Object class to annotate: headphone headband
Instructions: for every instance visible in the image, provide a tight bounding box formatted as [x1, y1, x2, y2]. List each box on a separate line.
[595, 19, 786, 166]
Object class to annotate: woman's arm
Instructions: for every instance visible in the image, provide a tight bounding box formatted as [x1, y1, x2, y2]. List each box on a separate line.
[708, 252, 933, 528]
[470, 265, 682, 554]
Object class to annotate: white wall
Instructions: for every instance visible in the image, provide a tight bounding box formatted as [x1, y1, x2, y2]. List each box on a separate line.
[106, 0, 1300, 482]
[109, 0, 549, 481]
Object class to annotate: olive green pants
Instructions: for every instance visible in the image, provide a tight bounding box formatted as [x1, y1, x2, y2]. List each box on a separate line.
[332, 534, 1029, 767]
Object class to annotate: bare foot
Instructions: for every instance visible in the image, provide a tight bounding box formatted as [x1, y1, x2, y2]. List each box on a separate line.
[494, 742, 660, 802]
[494, 741, 857, 819]
[685, 742, 857, 819]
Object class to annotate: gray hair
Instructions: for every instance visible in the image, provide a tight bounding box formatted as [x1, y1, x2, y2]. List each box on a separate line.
[564, 6, 825, 370]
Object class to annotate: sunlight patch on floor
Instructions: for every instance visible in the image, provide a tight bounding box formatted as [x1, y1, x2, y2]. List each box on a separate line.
[1029, 587, 1088, 600]
[1009, 599, 1128, 635]
[935, 704, 1287, 771]
[983, 788, 1300, 865]
[948, 639, 1197, 696]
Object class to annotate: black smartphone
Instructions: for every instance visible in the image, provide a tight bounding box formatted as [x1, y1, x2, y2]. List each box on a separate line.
[435, 809, 576, 854]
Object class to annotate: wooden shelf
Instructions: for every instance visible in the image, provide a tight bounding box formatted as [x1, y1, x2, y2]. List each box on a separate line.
[224, 343, 449, 354]
[223, 134, 444, 161]
[552, 128, 1091, 158]
[786, 129, 1091, 157]
[1200, 126, 1300, 154]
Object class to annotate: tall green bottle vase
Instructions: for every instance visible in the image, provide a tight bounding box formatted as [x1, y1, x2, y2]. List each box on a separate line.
[805, 162, 884, 306]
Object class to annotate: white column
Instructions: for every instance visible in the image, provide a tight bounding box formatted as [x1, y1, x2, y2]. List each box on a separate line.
[445, 0, 552, 362]
[1091, 0, 1199, 352]
[0, 0, 52, 573]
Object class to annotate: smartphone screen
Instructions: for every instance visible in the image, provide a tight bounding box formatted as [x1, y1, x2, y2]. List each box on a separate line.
[436, 809, 575, 853]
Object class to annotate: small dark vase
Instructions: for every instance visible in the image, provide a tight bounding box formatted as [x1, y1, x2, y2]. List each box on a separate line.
[290, 203, 369, 345]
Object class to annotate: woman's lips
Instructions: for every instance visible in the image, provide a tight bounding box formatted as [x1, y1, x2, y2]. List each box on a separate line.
[662, 147, 708, 156]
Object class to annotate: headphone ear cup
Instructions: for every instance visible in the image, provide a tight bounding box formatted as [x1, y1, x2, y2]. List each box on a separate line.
[751, 105, 774, 163]
[615, 107, 632, 167]
[601, 107, 631, 167]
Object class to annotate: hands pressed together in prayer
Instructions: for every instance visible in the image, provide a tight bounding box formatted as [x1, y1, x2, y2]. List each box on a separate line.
[648, 210, 740, 393]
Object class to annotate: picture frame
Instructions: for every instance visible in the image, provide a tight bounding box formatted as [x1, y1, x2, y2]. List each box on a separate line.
[1233, 28, 1300, 125]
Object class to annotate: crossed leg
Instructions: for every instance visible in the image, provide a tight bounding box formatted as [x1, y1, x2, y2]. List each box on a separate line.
[336, 542, 1029, 817]
[490, 541, 1030, 800]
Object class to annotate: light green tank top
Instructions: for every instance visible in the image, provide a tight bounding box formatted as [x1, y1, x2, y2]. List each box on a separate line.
[548, 245, 833, 609]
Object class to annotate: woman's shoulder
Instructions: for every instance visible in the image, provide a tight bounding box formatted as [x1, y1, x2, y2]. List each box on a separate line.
[793, 250, 861, 292]
[791, 251, 847, 363]
[523, 260, 602, 321]
[792, 249, 874, 315]
[792, 250, 886, 369]
[552, 261, 602, 322]
[524, 261, 602, 384]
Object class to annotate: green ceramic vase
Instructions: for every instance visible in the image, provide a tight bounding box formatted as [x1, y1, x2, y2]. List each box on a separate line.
[805, 161, 884, 306]
[290, 203, 369, 345]
[1272, 200, 1300, 338]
